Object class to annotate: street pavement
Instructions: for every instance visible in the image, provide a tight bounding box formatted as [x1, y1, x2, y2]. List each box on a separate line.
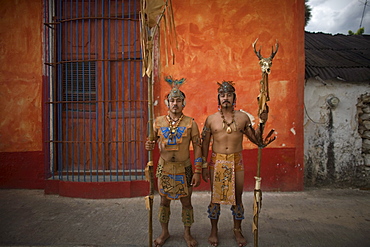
[0, 188, 369, 247]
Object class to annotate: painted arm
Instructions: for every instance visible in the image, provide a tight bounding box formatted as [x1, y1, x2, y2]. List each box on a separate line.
[191, 120, 202, 187]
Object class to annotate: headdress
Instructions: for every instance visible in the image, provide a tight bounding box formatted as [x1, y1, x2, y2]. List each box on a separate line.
[164, 76, 186, 107]
[217, 80, 236, 107]
[217, 80, 235, 94]
[165, 76, 186, 100]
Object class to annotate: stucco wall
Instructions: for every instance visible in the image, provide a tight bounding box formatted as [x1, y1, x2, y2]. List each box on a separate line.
[304, 78, 370, 187]
[0, 0, 43, 152]
[155, 0, 305, 191]
[156, 0, 305, 150]
[1, 0, 305, 192]
[0, 0, 44, 189]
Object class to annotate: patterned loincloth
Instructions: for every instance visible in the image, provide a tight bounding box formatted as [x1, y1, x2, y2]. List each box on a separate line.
[157, 157, 193, 200]
[210, 152, 243, 205]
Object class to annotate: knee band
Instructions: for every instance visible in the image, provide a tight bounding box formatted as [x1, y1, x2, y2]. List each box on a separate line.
[182, 208, 194, 227]
[231, 204, 244, 220]
[207, 203, 221, 220]
[158, 206, 170, 224]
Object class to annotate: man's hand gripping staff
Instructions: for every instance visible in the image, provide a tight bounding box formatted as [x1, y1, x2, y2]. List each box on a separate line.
[241, 104, 276, 148]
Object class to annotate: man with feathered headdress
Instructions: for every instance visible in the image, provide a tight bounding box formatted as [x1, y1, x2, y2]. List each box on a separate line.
[145, 76, 202, 247]
[201, 80, 268, 247]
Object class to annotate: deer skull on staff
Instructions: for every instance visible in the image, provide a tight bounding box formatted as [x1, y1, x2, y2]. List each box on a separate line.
[252, 38, 279, 75]
[252, 38, 279, 115]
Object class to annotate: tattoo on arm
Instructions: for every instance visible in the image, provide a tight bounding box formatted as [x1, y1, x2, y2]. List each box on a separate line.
[201, 126, 211, 140]
[193, 135, 202, 147]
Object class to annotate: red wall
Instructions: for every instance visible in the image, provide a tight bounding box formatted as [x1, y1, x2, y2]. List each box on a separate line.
[0, 152, 45, 189]
[1, 0, 305, 197]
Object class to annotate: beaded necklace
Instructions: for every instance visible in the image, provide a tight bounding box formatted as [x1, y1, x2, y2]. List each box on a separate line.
[219, 109, 235, 134]
[166, 113, 184, 139]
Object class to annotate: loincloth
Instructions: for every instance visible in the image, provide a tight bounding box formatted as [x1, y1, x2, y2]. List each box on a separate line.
[156, 157, 193, 200]
[209, 152, 244, 172]
[209, 152, 244, 205]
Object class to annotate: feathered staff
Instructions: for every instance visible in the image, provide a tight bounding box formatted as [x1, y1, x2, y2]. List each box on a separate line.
[140, 0, 177, 77]
[140, 1, 177, 246]
[251, 38, 278, 247]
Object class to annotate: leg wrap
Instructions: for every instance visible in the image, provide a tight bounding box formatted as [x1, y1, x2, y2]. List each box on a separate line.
[207, 203, 221, 220]
[182, 208, 194, 227]
[230, 204, 244, 220]
[158, 205, 170, 224]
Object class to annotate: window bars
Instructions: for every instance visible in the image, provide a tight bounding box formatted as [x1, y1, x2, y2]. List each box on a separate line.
[43, 0, 147, 182]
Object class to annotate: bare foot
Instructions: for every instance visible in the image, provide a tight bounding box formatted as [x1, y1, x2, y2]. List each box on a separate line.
[184, 231, 197, 247]
[208, 228, 218, 246]
[154, 232, 170, 247]
[233, 228, 247, 247]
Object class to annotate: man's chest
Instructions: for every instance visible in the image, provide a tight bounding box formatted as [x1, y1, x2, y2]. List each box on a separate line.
[211, 117, 246, 133]
[155, 116, 193, 150]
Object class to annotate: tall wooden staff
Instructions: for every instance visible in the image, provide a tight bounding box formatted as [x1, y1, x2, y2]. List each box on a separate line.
[140, 2, 163, 246]
[251, 38, 278, 247]
[145, 77, 155, 247]
[140, 1, 176, 246]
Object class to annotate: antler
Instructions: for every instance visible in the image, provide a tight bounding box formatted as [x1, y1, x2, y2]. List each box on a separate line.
[253, 38, 279, 60]
[252, 38, 263, 60]
[269, 40, 279, 60]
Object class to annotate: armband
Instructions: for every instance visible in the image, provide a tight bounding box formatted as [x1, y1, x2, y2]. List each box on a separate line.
[194, 157, 202, 173]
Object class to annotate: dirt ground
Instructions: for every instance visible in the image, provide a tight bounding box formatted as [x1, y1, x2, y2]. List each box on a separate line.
[0, 188, 369, 247]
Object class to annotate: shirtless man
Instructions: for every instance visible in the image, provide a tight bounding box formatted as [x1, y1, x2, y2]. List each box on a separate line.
[145, 81, 202, 247]
[201, 81, 268, 247]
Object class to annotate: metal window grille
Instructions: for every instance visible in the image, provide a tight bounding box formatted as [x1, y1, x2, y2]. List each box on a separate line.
[62, 61, 96, 111]
[43, 0, 148, 182]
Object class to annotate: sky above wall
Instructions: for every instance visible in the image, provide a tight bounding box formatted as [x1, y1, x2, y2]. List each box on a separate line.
[305, 0, 370, 35]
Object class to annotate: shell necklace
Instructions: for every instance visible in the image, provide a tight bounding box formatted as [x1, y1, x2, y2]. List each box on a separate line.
[166, 113, 184, 139]
[220, 109, 235, 134]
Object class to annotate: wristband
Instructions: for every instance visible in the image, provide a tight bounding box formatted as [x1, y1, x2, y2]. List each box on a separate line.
[194, 157, 202, 173]
[194, 157, 203, 163]
[202, 162, 208, 169]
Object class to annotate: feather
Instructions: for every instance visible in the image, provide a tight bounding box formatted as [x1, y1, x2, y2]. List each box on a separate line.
[165, 76, 186, 87]
[164, 75, 174, 86]
[175, 78, 186, 86]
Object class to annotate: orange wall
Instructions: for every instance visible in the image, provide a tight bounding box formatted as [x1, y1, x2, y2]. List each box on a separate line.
[155, 0, 305, 150]
[0, 0, 305, 192]
[0, 0, 43, 152]
[152, 0, 305, 191]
